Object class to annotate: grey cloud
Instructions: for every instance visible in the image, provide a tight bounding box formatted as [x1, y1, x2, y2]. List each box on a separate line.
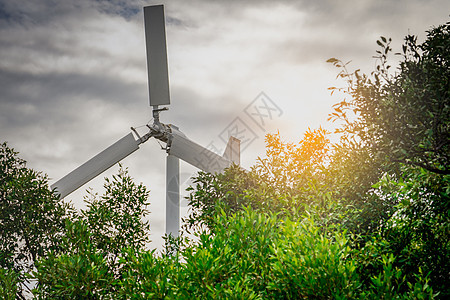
[0, 68, 145, 112]
[94, 0, 142, 20]
[247, 0, 449, 69]
[0, 0, 94, 27]
[166, 15, 189, 28]
[168, 85, 234, 130]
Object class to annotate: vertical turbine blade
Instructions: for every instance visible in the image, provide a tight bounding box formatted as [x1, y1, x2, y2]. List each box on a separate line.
[144, 5, 170, 106]
[51, 133, 140, 198]
[166, 154, 180, 237]
[223, 136, 240, 165]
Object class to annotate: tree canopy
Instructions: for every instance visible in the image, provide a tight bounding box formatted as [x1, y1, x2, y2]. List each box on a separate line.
[0, 142, 71, 299]
[328, 22, 449, 175]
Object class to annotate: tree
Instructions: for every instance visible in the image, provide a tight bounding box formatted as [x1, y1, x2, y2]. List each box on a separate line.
[33, 166, 151, 298]
[328, 22, 449, 175]
[81, 166, 151, 268]
[0, 142, 72, 299]
[184, 19, 449, 298]
[123, 206, 436, 299]
[368, 166, 450, 297]
[0, 268, 19, 300]
[184, 127, 335, 234]
[326, 20, 450, 297]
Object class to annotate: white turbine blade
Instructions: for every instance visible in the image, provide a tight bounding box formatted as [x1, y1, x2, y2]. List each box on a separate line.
[223, 136, 240, 165]
[51, 133, 140, 198]
[168, 133, 232, 174]
[166, 154, 179, 237]
[144, 5, 170, 106]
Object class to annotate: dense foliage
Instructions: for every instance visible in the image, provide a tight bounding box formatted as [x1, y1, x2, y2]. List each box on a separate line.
[33, 166, 151, 298]
[1, 21, 448, 299]
[0, 142, 72, 299]
[118, 208, 435, 299]
[184, 20, 449, 298]
[328, 22, 449, 176]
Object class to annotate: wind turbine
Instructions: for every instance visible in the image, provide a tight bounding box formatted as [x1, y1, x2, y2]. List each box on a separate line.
[51, 5, 240, 238]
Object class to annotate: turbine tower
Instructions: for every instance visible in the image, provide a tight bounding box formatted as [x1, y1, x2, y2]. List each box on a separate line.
[51, 5, 240, 238]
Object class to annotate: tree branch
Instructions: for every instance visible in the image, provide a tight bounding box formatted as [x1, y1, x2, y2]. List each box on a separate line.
[392, 159, 450, 175]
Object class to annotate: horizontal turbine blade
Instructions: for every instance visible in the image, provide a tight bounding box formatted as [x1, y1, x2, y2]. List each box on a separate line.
[51, 133, 140, 198]
[168, 133, 232, 174]
[144, 5, 170, 106]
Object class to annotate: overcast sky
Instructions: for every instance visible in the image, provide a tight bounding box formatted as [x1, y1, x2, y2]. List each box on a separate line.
[1, 0, 448, 249]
